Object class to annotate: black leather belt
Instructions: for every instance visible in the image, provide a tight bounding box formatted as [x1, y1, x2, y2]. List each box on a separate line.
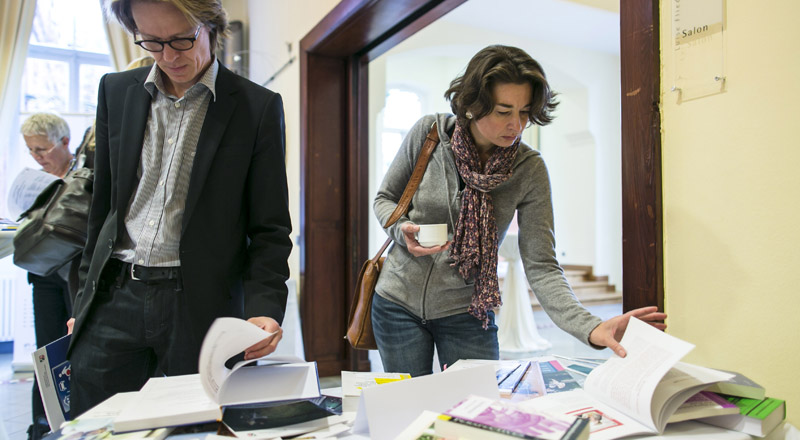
[107, 258, 181, 282]
[128, 263, 181, 282]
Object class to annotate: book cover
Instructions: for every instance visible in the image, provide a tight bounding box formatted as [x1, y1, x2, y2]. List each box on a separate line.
[496, 361, 526, 385]
[498, 361, 530, 396]
[705, 369, 766, 400]
[222, 396, 347, 439]
[697, 396, 786, 437]
[507, 361, 546, 402]
[32, 334, 71, 429]
[435, 395, 587, 440]
[112, 318, 320, 433]
[43, 417, 172, 440]
[517, 318, 735, 440]
[538, 361, 581, 395]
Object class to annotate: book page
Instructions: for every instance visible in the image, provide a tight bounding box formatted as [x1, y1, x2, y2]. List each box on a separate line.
[7, 168, 58, 219]
[198, 318, 277, 402]
[651, 362, 733, 428]
[113, 375, 220, 432]
[584, 317, 694, 431]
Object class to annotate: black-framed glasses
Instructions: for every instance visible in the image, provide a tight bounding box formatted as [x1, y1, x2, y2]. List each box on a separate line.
[134, 26, 201, 52]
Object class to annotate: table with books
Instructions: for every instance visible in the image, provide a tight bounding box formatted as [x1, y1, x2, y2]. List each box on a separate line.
[0, 226, 17, 259]
[52, 317, 791, 440]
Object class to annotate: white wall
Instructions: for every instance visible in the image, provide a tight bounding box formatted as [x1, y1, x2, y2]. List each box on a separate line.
[246, 0, 341, 282]
[659, 0, 800, 426]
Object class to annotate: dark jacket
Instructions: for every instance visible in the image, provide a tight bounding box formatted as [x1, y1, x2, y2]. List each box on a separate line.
[69, 62, 292, 360]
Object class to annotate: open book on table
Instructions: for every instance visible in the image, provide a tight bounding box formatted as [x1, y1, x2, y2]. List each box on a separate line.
[519, 317, 734, 440]
[112, 318, 320, 433]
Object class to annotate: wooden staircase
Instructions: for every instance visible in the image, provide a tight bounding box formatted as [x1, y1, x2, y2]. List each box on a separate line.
[530, 264, 621, 310]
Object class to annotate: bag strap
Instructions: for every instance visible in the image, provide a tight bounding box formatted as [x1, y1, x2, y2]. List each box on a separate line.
[370, 122, 441, 264]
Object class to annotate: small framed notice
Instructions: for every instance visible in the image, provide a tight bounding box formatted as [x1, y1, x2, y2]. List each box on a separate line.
[672, 0, 726, 100]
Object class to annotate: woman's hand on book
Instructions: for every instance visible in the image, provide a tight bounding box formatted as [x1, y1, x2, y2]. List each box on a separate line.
[589, 306, 667, 357]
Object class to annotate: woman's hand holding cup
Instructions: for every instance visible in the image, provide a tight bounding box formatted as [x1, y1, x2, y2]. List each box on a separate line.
[401, 222, 450, 256]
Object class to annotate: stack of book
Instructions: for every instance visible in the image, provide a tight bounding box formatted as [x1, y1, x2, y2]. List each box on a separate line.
[695, 369, 786, 437]
[455, 318, 785, 440]
[36, 318, 351, 440]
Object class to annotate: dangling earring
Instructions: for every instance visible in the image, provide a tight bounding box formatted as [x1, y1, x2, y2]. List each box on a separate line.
[466, 111, 473, 119]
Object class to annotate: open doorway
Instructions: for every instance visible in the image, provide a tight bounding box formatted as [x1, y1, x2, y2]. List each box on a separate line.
[365, 0, 623, 371]
[300, 0, 661, 375]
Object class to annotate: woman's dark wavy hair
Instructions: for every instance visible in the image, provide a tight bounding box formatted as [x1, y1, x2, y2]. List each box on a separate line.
[445, 45, 558, 127]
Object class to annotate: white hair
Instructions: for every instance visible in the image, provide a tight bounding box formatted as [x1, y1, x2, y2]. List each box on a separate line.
[20, 113, 70, 146]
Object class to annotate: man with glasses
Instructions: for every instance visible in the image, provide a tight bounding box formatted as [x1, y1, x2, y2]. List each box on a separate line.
[68, 0, 292, 416]
[19, 113, 75, 440]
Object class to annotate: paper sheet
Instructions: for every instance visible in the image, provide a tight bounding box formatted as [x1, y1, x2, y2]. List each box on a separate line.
[351, 364, 499, 440]
[584, 317, 695, 430]
[7, 168, 58, 219]
[198, 317, 280, 401]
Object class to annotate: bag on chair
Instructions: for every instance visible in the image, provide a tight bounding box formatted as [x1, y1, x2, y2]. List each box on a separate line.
[13, 167, 93, 276]
[346, 123, 440, 350]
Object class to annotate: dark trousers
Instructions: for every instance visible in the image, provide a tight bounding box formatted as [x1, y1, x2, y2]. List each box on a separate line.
[68, 261, 196, 417]
[28, 272, 72, 427]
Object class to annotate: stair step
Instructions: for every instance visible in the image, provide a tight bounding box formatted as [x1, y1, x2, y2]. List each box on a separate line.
[500, 263, 621, 310]
[530, 289, 622, 309]
[571, 280, 615, 290]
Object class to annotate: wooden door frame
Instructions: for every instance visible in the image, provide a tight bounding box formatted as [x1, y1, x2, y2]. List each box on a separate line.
[299, 0, 661, 375]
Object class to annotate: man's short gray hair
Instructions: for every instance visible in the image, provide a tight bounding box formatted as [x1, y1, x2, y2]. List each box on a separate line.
[20, 113, 70, 146]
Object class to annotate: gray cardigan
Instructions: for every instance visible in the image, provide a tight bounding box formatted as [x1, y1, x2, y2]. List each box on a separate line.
[373, 113, 602, 345]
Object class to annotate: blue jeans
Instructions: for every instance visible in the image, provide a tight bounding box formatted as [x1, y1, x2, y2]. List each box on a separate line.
[371, 293, 498, 376]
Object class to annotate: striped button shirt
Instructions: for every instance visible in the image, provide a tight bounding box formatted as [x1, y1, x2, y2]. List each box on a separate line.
[114, 60, 219, 267]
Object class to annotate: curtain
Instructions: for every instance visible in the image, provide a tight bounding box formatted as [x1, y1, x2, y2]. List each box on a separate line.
[0, 0, 36, 219]
[100, 1, 148, 72]
[0, 0, 35, 113]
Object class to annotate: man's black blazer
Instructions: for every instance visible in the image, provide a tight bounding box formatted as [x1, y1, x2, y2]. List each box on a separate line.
[69, 62, 292, 361]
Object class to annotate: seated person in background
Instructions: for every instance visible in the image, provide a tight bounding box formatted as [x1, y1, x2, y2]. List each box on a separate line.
[19, 112, 77, 440]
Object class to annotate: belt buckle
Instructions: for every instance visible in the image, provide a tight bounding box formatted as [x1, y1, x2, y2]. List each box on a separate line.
[130, 263, 142, 281]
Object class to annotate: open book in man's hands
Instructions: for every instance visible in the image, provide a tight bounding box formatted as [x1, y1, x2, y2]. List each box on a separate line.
[518, 317, 734, 440]
[112, 318, 320, 433]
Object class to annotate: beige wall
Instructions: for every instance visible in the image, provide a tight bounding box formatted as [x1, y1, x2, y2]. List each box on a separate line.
[660, 0, 800, 426]
[246, 0, 340, 281]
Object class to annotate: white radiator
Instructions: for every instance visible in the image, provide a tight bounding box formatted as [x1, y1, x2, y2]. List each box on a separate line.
[0, 277, 14, 341]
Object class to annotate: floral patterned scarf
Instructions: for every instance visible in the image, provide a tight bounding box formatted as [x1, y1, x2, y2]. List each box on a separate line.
[449, 121, 519, 327]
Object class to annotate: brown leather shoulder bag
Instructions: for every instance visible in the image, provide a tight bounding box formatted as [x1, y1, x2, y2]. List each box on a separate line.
[346, 122, 440, 350]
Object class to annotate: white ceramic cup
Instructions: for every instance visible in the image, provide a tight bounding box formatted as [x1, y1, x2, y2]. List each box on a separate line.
[416, 223, 448, 247]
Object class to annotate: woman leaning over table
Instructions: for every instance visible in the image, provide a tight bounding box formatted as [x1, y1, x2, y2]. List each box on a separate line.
[372, 45, 666, 376]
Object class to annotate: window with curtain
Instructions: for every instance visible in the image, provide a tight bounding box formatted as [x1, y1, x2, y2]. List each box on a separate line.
[2, 0, 111, 215]
[0, 0, 113, 349]
[19, 0, 112, 146]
